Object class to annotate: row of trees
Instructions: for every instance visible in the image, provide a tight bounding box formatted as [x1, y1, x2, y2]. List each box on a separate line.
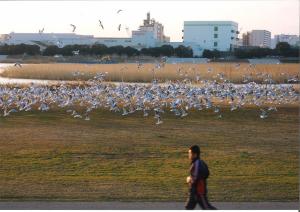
[0, 43, 193, 58]
[43, 44, 193, 58]
[202, 42, 299, 59]
[140, 45, 193, 57]
[0, 44, 41, 55]
[234, 42, 299, 58]
[202, 49, 222, 59]
[0, 42, 298, 58]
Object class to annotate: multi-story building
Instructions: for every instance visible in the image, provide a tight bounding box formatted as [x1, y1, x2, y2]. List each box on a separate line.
[131, 12, 170, 48]
[0, 16, 243, 57]
[274, 34, 299, 46]
[2, 32, 95, 47]
[183, 21, 239, 52]
[249, 30, 271, 48]
[94, 37, 132, 47]
[0, 13, 170, 50]
[141, 12, 170, 42]
[242, 32, 250, 47]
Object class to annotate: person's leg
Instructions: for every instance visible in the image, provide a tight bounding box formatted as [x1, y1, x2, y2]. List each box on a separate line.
[185, 188, 197, 210]
[198, 194, 217, 210]
[204, 195, 217, 210]
[198, 194, 210, 210]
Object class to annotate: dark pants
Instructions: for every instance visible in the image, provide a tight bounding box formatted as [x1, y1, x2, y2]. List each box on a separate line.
[185, 187, 217, 210]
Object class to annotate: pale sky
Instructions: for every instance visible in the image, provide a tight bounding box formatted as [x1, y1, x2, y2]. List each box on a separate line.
[0, 0, 298, 41]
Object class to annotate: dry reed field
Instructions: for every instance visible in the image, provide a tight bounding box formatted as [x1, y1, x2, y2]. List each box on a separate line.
[1, 63, 299, 83]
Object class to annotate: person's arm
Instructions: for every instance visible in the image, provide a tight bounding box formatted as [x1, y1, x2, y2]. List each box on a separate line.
[190, 160, 199, 185]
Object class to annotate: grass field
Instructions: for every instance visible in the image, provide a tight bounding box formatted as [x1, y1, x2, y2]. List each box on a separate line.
[1, 63, 299, 83]
[0, 106, 298, 201]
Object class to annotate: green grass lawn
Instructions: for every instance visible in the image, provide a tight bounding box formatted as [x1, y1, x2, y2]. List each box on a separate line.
[0, 107, 298, 202]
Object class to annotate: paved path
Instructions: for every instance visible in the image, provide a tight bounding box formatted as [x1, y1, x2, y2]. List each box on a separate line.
[0, 201, 298, 210]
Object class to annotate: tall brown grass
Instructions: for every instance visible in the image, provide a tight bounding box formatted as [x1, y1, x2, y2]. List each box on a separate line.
[1, 63, 299, 83]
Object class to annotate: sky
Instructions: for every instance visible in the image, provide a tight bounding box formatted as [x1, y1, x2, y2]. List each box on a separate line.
[0, 0, 298, 41]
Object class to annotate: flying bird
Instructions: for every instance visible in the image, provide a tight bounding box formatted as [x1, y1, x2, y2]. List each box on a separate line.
[117, 9, 123, 14]
[38, 28, 44, 34]
[14, 62, 22, 68]
[99, 20, 104, 29]
[70, 24, 76, 32]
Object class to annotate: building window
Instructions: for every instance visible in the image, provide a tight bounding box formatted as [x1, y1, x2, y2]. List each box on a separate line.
[214, 26, 218, 31]
[214, 34, 218, 38]
[231, 30, 234, 33]
[214, 42, 218, 47]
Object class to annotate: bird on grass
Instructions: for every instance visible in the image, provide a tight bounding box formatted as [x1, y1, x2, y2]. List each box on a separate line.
[0, 67, 299, 124]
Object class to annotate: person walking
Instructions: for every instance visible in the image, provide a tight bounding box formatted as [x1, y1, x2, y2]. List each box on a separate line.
[185, 145, 217, 210]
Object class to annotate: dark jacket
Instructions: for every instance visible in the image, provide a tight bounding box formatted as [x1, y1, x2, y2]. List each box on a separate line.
[189, 158, 207, 195]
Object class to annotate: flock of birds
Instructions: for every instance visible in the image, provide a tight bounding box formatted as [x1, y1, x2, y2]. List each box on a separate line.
[2, 9, 298, 124]
[0, 62, 299, 124]
[30, 9, 129, 47]
[3, 8, 300, 124]
[37, 9, 125, 36]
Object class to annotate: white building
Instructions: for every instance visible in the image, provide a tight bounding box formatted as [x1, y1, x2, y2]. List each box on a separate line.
[274, 34, 299, 47]
[0, 13, 171, 51]
[0, 16, 245, 57]
[131, 31, 156, 48]
[2, 32, 95, 47]
[183, 21, 239, 52]
[140, 12, 170, 42]
[131, 12, 170, 48]
[249, 30, 271, 48]
[94, 37, 132, 47]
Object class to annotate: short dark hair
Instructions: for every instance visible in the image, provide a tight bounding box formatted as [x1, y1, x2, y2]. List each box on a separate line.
[189, 145, 200, 157]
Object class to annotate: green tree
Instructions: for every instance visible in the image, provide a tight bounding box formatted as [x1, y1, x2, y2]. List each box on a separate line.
[43, 45, 60, 56]
[275, 42, 291, 57]
[107, 45, 124, 56]
[174, 45, 193, 58]
[91, 44, 108, 56]
[202, 49, 221, 58]
[160, 45, 175, 57]
[123, 46, 139, 56]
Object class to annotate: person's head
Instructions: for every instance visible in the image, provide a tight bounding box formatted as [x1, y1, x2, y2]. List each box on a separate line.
[188, 145, 200, 161]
